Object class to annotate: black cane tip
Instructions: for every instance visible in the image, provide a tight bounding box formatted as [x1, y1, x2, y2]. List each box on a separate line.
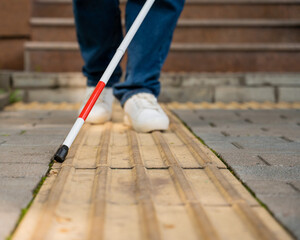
[52, 145, 69, 163]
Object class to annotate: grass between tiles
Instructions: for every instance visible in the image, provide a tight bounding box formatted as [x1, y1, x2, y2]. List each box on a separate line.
[171, 110, 296, 237]
[6, 160, 55, 240]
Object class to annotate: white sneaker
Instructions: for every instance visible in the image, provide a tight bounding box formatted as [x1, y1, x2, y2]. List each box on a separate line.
[123, 93, 169, 133]
[79, 86, 114, 124]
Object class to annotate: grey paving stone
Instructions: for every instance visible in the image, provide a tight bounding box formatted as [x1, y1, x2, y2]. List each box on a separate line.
[38, 110, 78, 124]
[0, 178, 39, 208]
[245, 180, 298, 196]
[172, 110, 204, 126]
[192, 132, 228, 142]
[0, 110, 76, 126]
[227, 136, 298, 149]
[279, 87, 300, 102]
[258, 153, 300, 167]
[0, 177, 42, 240]
[289, 181, 300, 192]
[159, 72, 242, 87]
[159, 86, 214, 102]
[179, 73, 241, 87]
[0, 145, 55, 164]
[0, 110, 51, 119]
[0, 211, 20, 240]
[0, 127, 32, 137]
[0, 71, 11, 91]
[0, 163, 49, 178]
[13, 72, 57, 88]
[215, 125, 300, 143]
[215, 86, 275, 102]
[218, 152, 263, 166]
[0, 93, 9, 110]
[20, 126, 70, 136]
[232, 166, 300, 182]
[245, 73, 300, 86]
[12, 72, 86, 88]
[202, 140, 243, 153]
[57, 73, 86, 87]
[27, 88, 85, 103]
[240, 110, 300, 124]
[257, 195, 300, 240]
[279, 110, 300, 120]
[2, 134, 65, 147]
[193, 125, 262, 137]
[179, 109, 242, 122]
[176, 114, 250, 130]
[0, 111, 52, 127]
[202, 141, 300, 155]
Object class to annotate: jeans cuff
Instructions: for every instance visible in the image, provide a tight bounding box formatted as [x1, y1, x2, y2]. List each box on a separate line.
[119, 88, 154, 107]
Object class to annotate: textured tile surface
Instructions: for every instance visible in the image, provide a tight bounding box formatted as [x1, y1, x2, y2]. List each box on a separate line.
[10, 104, 292, 240]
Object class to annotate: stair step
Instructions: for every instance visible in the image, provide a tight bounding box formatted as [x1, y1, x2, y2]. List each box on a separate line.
[24, 42, 300, 72]
[32, 0, 300, 19]
[30, 18, 300, 43]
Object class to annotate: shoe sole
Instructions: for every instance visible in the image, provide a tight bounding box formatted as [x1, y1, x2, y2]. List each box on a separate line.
[124, 114, 168, 133]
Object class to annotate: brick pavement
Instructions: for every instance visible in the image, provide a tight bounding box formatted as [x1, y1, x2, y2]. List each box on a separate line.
[174, 108, 300, 239]
[0, 102, 298, 240]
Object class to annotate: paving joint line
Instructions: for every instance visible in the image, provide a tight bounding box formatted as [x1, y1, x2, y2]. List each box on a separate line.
[231, 142, 244, 149]
[286, 182, 300, 194]
[280, 136, 294, 142]
[221, 131, 230, 137]
[257, 155, 271, 166]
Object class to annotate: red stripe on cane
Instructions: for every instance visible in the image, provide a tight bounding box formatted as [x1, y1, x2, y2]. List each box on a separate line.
[79, 81, 106, 120]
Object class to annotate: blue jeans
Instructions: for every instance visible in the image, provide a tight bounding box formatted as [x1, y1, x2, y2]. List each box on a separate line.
[73, 0, 184, 106]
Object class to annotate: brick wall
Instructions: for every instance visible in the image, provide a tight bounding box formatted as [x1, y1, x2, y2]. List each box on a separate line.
[0, 0, 31, 70]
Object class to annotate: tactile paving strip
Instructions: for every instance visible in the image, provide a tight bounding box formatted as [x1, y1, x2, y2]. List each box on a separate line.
[12, 104, 292, 240]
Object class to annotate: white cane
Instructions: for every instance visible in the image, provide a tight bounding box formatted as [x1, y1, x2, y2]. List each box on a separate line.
[53, 0, 156, 162]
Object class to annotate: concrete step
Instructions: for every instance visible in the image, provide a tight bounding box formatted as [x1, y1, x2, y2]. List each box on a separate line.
[30, 18, 300, 43]
[10, 71, 300, 102]
[24, 41, 300, 72]
[0, 92, 9, 110]
[32, 0, 300, 19]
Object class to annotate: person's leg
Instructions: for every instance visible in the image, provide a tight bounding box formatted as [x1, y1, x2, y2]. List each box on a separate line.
[113, 0, 185, 105]
[73, 0, 122, 124]
[73, 0, 123, 87]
